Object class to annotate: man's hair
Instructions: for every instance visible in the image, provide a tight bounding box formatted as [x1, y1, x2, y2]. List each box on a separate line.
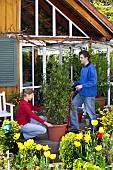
[20, 88, 34, 97]
[79, 50, 90, 60]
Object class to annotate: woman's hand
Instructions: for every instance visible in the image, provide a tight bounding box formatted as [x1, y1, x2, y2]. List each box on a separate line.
[44, 122, 53, 127]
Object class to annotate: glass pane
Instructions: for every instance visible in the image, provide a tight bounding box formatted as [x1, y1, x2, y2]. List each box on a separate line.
[56, 10, 69, 36]
[22, 47, 32, 87]
[34, 48, 43, 86]
[34, 88, 44, 107]
[38, 0, 52, 35]
[72, 24, 85, 36]
[21, 0, 35, 35]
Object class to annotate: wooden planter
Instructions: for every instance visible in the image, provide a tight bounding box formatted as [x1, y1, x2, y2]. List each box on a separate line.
[48, 124, 67, 142]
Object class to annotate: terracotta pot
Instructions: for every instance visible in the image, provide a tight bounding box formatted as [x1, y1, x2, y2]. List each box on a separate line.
[48, 124, 67, 142]
[78, 112, 83, 123]
[95, 96, 106, 110]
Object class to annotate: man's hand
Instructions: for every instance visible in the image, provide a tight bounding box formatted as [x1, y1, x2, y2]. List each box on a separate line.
[76, 85, 83, 91]
[44, 122, 53, 127]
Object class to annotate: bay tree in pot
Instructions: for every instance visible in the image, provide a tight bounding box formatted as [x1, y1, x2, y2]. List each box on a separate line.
[42, 59, 72, 141]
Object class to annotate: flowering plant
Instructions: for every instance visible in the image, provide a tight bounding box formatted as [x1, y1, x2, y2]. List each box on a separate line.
[99, 105, 113, 133]
[59, 120, 113, 169]
[13, 139, 56, 169]
[0, 119, 21, 152]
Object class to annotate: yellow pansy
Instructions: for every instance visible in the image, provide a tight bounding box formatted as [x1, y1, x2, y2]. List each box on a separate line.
[95, 145, 102, 151]
[99, 127, 104, 134]
[13, 133, 20, 140]
[91, 120, 98, 126]
[49, 154, 56, 160]
[43, 145, 50, 151]
[17, 142, 24, 150]
[75, 133, 83, 140]
[36, 144, 42, 151]
[44, 151, 51, 158]
[74, 141, 81, 147]
[84, 134, 91, 143]
[36, 166, 40, 170]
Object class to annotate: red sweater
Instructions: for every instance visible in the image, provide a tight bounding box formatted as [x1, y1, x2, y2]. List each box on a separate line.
[15, 99, 45, 125]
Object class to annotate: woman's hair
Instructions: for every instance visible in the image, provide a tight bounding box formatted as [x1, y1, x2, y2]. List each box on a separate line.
[20, 88, 34, 97]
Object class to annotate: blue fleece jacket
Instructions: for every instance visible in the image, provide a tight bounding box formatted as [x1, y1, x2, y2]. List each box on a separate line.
[74, 63, 97, 97]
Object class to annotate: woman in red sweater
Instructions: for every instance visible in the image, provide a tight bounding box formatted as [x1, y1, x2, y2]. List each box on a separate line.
[16, 88, 53, 140]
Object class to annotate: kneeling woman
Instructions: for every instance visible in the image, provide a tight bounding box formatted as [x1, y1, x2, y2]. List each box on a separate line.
[16, 88, 53, 139]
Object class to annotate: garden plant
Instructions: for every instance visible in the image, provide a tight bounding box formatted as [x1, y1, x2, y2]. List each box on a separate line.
[59, 118, 113, 169]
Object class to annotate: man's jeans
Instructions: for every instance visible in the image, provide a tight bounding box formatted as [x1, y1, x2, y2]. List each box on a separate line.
[21, 116, 47, 139]
[70, 93, 97, 131]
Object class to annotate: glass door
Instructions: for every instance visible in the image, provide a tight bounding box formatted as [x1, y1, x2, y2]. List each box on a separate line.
[21, 45, 43, 106]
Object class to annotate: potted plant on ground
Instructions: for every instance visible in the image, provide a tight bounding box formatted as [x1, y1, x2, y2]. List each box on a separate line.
[42, 58, 72, 142]
[89, 49, 111, 110]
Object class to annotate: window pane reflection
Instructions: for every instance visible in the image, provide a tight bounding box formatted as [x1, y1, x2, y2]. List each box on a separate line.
[22, 47, 32, 87]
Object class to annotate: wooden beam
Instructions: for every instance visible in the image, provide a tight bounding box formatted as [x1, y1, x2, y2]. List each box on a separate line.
[64, 0, 112, 40]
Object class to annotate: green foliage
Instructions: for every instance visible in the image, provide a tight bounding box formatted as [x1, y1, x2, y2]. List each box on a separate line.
[0, 145, 8, 170]
[73, 158, 103, 170]
[59, 132, 79, 169]
[88, 0, 113, 22]
[89, 49, 110, 97]
[0, 120, 21, 152]
[42, 58, 71, 124]
[8, 91, 22, 119]
[59, 129, 113, 169]
[99, 105, 113, 133]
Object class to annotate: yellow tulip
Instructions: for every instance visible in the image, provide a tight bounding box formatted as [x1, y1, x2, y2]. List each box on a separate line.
[99, 127, 104, 134]
[36, 144, 42, 151]
[49, 154, 56, 160]
[17, 142, 24, 150]
[75, 133, 83, 140]
[106, 133, 110, 138]
[74, 141, 81, 147]
[44, 151, 51, 158]
[24, 139, 34, 147]
[84, 134, 91, 143]
[36, 166, 40, 170]
[91, 120, 98, 126]
[43, 145, 50, 151]
[95, 145, 102, 151]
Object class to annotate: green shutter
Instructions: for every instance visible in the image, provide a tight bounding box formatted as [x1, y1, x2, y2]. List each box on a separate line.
[0, 38, 17, 86]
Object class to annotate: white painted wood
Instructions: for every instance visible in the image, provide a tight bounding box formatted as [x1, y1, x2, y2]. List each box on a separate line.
[59, 45, 62, 65]
[69, 21, 72, 37]
[43, 47, 47, 83]
[0, 92, 15, 120]
[107, 47, 111, 106]
[52, 6, 56, 36]
[35, 0, 39, 36]
[6, 150, 10, 170]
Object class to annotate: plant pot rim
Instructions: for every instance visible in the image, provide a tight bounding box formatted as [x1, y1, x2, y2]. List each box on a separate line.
[48, 123, 67, 128]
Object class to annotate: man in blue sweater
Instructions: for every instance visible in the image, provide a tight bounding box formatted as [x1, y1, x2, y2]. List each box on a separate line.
[70, 50, 97, 132]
